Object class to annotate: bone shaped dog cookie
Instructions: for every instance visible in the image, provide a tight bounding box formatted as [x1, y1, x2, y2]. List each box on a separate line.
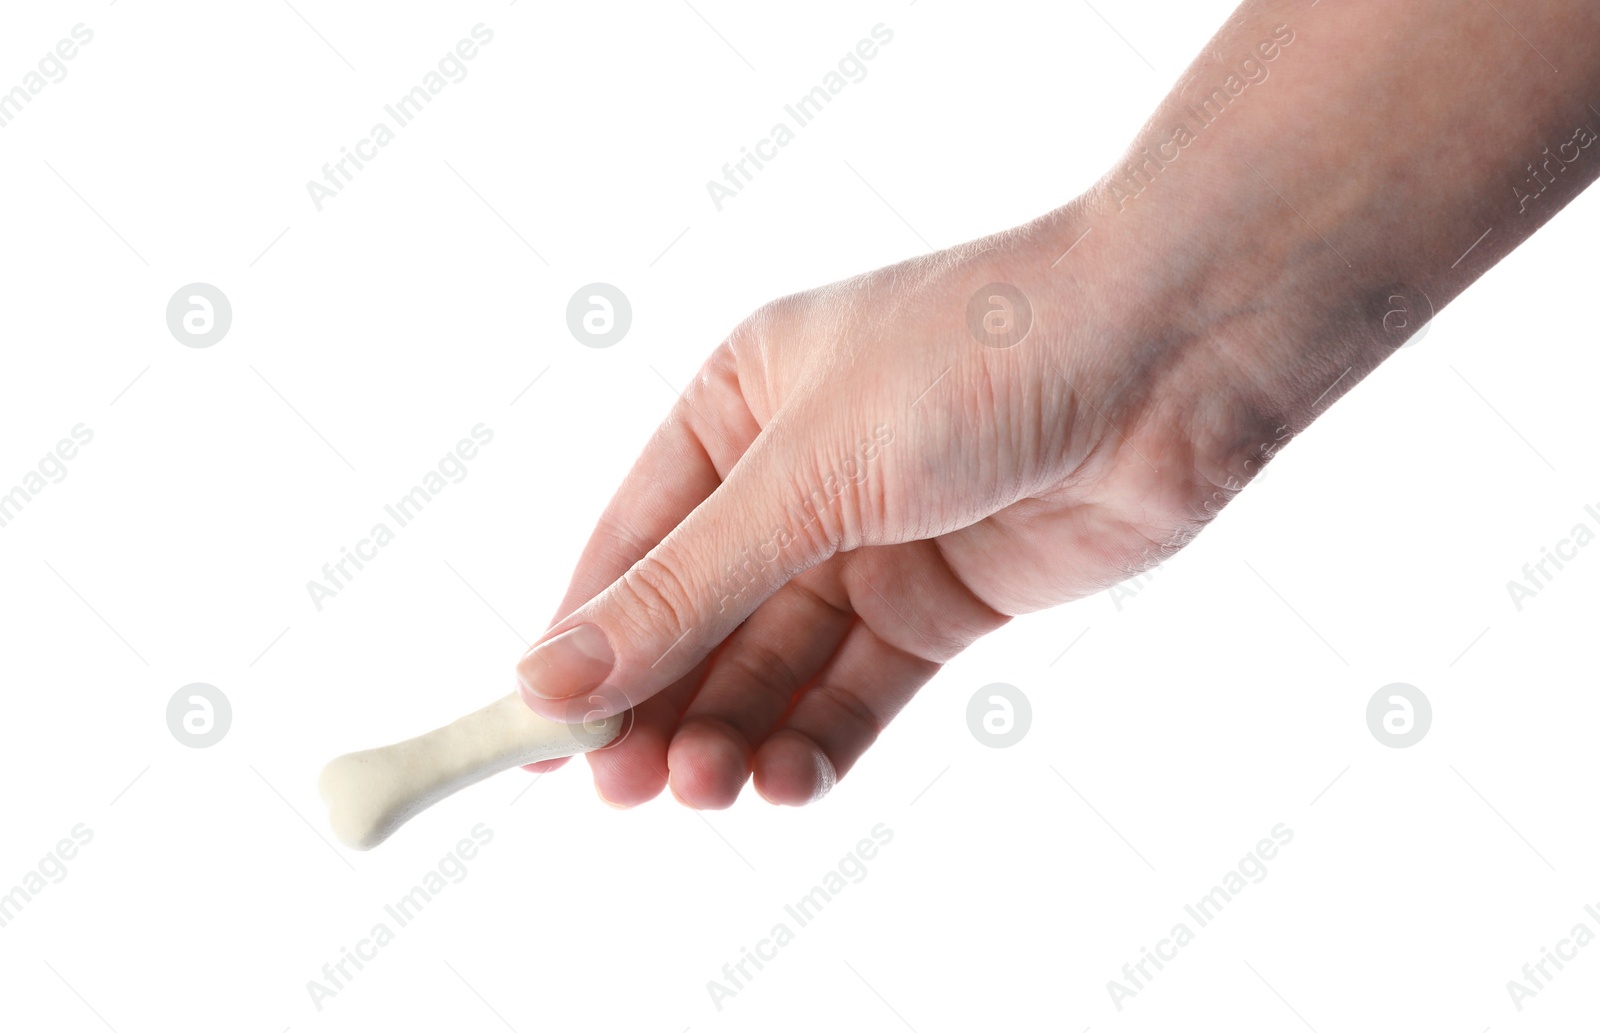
[320, 693, 621, 850]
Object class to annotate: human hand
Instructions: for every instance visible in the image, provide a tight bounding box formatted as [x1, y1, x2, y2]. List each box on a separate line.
[517, 0, 1600, 810]
[514, 204, 1285, 808]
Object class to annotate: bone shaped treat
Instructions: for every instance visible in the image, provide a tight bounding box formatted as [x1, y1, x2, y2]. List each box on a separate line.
[320, 692, 622, 850]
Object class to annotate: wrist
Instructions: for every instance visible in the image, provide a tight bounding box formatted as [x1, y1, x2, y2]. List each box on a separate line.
[974, 188, 1382, 541]
[938, 206, 1324, 536]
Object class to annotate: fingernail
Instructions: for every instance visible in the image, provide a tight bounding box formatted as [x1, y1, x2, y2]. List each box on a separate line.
[517, 624, 614, 700]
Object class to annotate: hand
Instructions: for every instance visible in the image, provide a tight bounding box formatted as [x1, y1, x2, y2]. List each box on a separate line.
[516, 0, 1600, 811]
[515, 202, 1284, 808]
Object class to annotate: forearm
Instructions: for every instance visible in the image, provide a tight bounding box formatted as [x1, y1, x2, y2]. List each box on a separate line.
[1051, 0, 1599, 493]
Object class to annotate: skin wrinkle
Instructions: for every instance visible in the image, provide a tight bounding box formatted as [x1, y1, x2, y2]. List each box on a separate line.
[927, 535, 1015, 630]
[809, 678, 884, 744]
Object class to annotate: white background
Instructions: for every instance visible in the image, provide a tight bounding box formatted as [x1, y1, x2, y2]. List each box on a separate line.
[1, 1, 1597, 1030]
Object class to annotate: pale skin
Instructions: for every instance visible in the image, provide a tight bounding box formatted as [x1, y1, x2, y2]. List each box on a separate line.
[517, 0, 1600, 808]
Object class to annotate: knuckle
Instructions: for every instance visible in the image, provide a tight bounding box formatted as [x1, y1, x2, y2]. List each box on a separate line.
[812, 681, 883, 742]
[687, 341, 740, 404]
[721, 640, 803, 705]
[614, 552, 698, 636]
[592, 514, 653, 570]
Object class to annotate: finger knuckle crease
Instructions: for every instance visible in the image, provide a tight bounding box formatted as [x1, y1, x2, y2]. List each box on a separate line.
[815, 682, 882, 740]
[620, 555, 696, 632]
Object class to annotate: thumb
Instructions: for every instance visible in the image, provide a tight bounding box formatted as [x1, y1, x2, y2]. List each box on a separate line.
[517, 428, 840, 723]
